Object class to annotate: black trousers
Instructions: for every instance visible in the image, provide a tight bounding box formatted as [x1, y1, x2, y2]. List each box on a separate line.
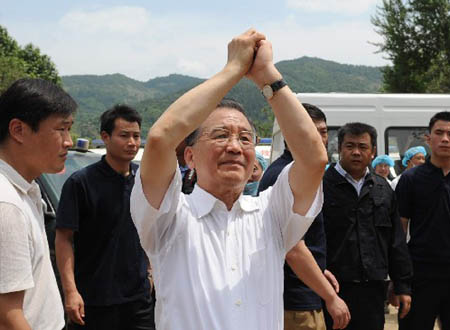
[67, 296, 155, 330]
[324, 281, 385, 330]
[399, 278, 450, 330]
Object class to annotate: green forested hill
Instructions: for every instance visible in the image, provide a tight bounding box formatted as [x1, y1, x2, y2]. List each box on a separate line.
[62, 57, 382, 139]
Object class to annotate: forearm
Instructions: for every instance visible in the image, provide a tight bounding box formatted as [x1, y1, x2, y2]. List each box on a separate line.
[55, 232, 78, 295]
[286, 241, 336, 302]
[270, 86, 327, 169]
[0, 312, 31, 330]
[0, 291, 30, 330]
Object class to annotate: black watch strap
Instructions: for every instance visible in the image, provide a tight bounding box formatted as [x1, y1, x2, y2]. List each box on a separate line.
[271, 79, 287, 93]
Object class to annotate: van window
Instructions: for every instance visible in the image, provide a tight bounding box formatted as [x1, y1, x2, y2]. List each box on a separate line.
[385, 127, 429, 175]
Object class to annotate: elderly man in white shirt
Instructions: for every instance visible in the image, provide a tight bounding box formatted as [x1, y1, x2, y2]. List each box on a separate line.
[131, 29, 328, 330]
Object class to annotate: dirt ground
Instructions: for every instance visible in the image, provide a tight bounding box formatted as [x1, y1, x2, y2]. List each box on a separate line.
[384, 306, 439, 330]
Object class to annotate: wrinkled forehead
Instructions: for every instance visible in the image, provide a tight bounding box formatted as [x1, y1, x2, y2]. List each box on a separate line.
[201, 108, 252, 132]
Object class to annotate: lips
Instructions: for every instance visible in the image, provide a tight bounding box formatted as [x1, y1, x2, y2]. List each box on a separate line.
[219, 160, 245, 167]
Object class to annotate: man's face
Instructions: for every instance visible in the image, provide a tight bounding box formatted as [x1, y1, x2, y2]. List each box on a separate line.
[409, 152, 426, 168]
[26, 114, 74, 176]
[102, 118, 141, 162]
[339, 133, 375, 179]
[374, 163, 390, 178]
[426, 120, 450, 159]
[314, 120, 328, 148]
[186, 108, 255, 191]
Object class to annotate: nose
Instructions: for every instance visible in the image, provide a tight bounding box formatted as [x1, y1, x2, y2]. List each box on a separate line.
[225, 135, 243, 153]
[64, 131, 73, 148]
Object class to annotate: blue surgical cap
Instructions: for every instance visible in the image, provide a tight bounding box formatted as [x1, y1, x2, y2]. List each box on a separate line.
[372, 155, 394, 169]
[402, 146, 427, 167]
[255, 151, 268, 172]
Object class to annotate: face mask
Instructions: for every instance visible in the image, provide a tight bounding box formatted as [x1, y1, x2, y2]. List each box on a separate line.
[244, 181, 260, 196]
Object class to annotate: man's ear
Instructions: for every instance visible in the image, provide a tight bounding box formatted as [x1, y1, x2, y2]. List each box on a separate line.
[8, 118, 28, 144]
[100, 131, 110, 145]
[372, 145, 377, 159]
[184, 146, 195, 169]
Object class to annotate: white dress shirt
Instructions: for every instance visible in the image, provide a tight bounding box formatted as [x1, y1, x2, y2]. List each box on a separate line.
[335, 161, 370, 196]
[131, 163, 322, 330]
[0, 159, 64, 330]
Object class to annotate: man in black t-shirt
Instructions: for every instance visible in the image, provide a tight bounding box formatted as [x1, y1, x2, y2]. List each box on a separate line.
[396, 111, 450, 330]
[55, 105, 154, 330]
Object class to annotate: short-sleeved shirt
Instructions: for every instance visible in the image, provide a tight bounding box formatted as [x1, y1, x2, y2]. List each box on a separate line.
[56, 156, 150, 306]
[130, 163, 323, 330]
[396, 159, 450, 279]
[0, 159, 64, 330]
[258, 149, 326, 311]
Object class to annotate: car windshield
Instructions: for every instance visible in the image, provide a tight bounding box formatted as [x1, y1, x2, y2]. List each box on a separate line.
[39, 151, 102, 209]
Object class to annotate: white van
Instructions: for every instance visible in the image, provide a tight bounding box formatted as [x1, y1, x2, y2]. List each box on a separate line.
[271, 93, 450, 176]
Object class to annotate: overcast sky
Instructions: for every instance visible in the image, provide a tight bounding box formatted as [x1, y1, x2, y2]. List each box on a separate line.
[1, 0, 388, 81]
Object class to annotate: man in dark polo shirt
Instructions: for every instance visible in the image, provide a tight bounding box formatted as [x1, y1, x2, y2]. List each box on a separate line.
[55, 105, 154, 330]
[259, 103, 350, 330]
[396, 111, 450, 330]
[323, 122, 412, 330]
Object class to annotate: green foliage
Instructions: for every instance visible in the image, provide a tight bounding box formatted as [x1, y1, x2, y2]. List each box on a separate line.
[372, 0, 450, 92]
[63, 57, 383, 140]
[0, 25, 61, 93]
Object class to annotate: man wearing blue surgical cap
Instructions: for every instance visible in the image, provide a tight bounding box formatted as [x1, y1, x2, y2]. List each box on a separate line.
[391, 146, 427, 190]
[372, 155, 395, 181]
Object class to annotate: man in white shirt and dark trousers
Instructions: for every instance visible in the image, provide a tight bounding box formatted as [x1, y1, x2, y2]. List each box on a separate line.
[0, 78, 76, 330]
[130, 29, 328, 329]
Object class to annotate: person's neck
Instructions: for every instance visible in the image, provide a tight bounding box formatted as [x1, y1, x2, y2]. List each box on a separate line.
[197, 181, 243, 211]
[0, 146, 36, 183]
[430, 154, 450, 176]
[105, 154, 131, 176]
[338, 161, 366, 181]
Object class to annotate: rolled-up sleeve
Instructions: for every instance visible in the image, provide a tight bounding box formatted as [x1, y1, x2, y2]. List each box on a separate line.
[260, 162, 323, 253]
[130, 168, 183, 255]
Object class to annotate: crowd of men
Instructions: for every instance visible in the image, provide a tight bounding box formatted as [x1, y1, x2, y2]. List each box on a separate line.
[0, 29, 449, 330]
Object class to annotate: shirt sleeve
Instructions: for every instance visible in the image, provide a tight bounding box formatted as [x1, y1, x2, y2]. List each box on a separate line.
[56, 176, 82, 231]
[0, 203, 34, 293]
[130, 168, 182, 256]
[259, 162, 323, 253]
[395, 172, 412, 219]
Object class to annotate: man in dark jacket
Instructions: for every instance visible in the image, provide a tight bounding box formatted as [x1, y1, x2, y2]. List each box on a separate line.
[322, 122, 413, 330]
[259, 104, 349, 330]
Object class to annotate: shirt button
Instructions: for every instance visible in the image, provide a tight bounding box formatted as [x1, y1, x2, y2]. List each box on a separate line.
[235, 299, 242, 306]
[227, 231, 231, 236]
[231, 265, 236, 271]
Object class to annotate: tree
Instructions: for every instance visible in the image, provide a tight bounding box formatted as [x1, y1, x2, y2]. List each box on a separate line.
[372, 0, 450, 92]
[0, 25, 61, 93]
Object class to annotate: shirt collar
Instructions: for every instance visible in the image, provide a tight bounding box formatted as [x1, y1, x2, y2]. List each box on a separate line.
[189, 184, 259, 218]
[335, 161, 370, 183]
[0, 158, 39, 195]
[99, 155, 136, 178]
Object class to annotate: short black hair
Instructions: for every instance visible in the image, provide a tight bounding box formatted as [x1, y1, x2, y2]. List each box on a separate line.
[185, 98, 254, 146]
[302, 103, 327, 123]
[100, 104, 142, 135]
[0, 78, 77, 144]
[428, 111, 450, 132]
[338, 122, 377, 149]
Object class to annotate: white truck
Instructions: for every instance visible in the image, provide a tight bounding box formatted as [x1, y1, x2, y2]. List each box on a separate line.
[271, 93, 450, 176]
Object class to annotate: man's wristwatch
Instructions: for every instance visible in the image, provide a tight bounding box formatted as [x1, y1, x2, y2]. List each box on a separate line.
[262, 79, 287, 100]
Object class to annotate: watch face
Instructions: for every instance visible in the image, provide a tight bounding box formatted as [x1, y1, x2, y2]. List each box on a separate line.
[262, 85, 273, 99]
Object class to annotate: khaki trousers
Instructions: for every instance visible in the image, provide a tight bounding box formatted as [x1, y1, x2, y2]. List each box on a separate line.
[284, 309, 326, 330]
